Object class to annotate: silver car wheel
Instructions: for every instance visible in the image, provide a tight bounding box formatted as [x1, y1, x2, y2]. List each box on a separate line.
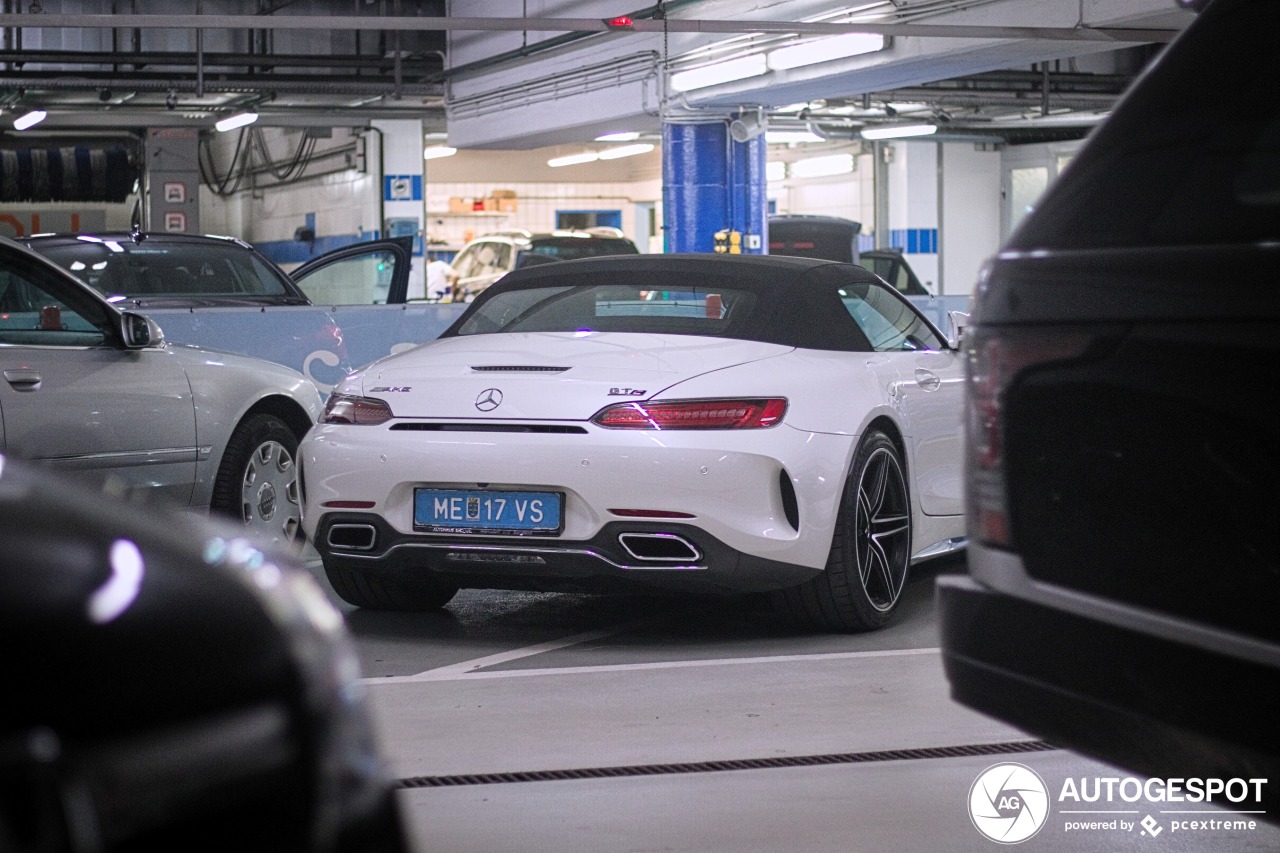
[240, 439, 300, 545]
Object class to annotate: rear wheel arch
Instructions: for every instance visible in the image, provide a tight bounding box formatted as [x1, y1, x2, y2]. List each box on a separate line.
[241, 395, 316, 442]
[862, 414, 909, 483]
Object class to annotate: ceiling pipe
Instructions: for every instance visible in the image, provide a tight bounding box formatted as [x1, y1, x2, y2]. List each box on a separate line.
[0, 13, 1181, 43]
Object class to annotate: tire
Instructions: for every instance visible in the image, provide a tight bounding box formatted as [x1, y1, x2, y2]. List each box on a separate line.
[324, 563, 458, 612]
[210, 413, 304, 552]
[773, 430, 913, 632]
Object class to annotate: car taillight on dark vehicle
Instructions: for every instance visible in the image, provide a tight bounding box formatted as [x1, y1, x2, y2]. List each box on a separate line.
[965, 327, 1093, 548]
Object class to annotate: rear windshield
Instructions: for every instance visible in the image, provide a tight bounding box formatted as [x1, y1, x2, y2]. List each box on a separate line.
[454, 279, 756, 338]
[525, 237, 638, 261]
[34, 240, 292, 299]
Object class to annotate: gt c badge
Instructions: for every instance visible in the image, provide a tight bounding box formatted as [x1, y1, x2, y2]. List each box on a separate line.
[475, 388, 503, 412]
[608, 387, 647, 397]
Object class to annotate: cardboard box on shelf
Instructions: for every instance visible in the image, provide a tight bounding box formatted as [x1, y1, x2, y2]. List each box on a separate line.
[447, 196, 471, 213]
[491, 189, 518, 212]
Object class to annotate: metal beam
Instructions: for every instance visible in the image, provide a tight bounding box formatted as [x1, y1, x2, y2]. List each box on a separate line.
[0, 14, 1181, 43]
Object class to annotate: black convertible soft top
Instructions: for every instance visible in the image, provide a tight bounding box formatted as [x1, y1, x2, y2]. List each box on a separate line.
[442, 253, 928, 353]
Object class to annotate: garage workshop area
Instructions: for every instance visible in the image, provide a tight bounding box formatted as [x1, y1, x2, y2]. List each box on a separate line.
[3, 1, 1278, 851]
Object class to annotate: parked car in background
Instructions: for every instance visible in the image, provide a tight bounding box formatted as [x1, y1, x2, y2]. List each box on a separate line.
[768, 215, 863, 263]
[21, 231, 468, 393]
[0, 452, 412, 852]
[24, 231, 413, 307]
[300, 254, 966, 632]
[938, 0, 1278, 814]
[1, 236, 322, 550]
[768, 215, 930, 295]
[447, 227, 639, 301]
[858, 248, 930, 296]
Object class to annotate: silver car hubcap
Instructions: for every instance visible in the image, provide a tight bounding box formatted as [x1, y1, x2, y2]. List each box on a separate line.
[240, 440, 299, 545]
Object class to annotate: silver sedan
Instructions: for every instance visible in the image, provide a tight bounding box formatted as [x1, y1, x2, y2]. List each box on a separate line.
[0, 236, 322, 548]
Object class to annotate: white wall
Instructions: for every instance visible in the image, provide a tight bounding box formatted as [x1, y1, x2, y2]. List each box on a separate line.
[201, 126, 380, 244]
[940, 143, 1002, 296]
[422, 146, 664, 253]
[767, 148, 875, 236]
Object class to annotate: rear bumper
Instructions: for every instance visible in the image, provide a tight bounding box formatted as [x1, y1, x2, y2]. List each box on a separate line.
[313, 512, 822, 595]
[937, 573, 1280, 812]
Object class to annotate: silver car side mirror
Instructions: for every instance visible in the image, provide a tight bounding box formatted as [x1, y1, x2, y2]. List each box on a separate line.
[121, 311, 166, 349]
[947, 310, 970, 349]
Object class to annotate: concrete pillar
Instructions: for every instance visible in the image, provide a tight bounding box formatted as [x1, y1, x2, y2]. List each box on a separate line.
[662, 118, 767, 254]
[372, 119, 426, 298]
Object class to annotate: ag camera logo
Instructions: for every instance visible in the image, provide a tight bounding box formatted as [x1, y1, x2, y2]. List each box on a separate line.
[969, 763, 1050, 844]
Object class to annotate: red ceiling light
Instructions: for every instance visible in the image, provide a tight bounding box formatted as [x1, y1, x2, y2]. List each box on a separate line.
[604, 16, 635, 29]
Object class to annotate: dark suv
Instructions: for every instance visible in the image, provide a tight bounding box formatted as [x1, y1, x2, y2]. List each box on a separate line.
[939, 0, 1278, 814]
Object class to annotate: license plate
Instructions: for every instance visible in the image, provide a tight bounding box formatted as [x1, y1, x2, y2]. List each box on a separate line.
[413, 488, 563, 535]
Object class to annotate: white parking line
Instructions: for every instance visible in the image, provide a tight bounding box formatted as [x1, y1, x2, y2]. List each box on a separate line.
[364, 646, 941, 684]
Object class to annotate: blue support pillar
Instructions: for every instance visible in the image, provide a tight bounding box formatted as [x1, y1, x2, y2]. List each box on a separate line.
[662, 118, 767, 254]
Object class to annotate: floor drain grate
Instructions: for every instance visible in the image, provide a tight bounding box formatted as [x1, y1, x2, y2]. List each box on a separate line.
[397, 739, 1057, 789]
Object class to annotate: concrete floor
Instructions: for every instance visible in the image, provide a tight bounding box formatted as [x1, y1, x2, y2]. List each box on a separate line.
[313, 558, 1280, 853]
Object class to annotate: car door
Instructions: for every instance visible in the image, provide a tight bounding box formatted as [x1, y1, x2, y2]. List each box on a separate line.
[839, 280, 964, 516]
[0, 244, 197, 504]
[291, 236, 413, 304]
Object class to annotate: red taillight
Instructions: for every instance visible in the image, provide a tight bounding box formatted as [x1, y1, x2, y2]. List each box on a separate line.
[322, 393, 394, 425]
[592, 398, 787, 430]
[966, 328, 1093, 547]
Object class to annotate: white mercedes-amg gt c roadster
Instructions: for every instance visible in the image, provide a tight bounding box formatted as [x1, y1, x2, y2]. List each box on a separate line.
[299, 254, 966, 631]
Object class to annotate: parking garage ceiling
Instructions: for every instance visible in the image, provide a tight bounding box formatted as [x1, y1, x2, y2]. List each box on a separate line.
[0, 1, 1194, 143]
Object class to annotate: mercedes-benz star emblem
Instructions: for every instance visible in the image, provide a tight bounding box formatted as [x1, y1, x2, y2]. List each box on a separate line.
[475, 388, 503, 412]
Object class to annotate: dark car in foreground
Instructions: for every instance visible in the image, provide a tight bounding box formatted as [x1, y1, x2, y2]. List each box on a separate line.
[0, 453, 411, 851]
[939, 0, 1277, 815]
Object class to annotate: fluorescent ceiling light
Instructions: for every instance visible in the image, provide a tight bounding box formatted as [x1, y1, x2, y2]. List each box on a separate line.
[215, 111, 259, 132]
[597, 143, 655, 160]
[767, 33, 886, 71]
[791, 153, 855, 179]
[13, 109, 47, 130]
[423, 145, 457, 160]
[860, 123, 938, 140]
[766, 161, 787, 182]
[766, 130, 825, 145]
[548, 151, 600, 168]
[670, 55, 768, 92]
[596, 131, 640, 142]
